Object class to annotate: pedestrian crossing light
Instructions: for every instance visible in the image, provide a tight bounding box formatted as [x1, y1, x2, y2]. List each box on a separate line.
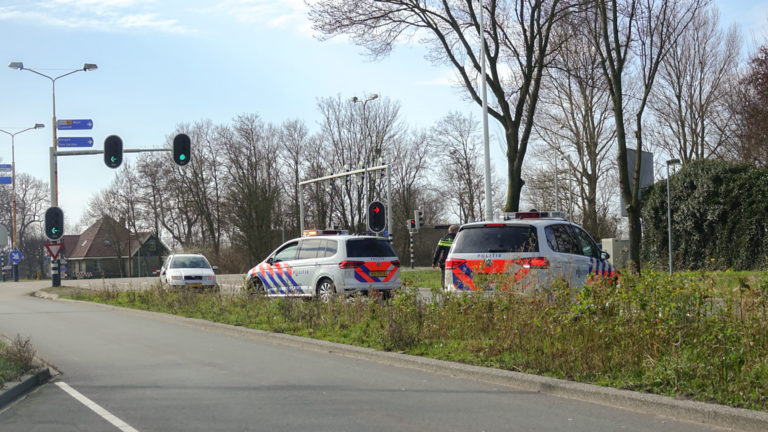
[103, 135, 123, 169]
[173, 133, 191, 166]
[45, 206, 64, 240]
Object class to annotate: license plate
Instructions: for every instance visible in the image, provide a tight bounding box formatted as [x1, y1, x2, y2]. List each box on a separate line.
[370, 271, 387, 277]
[186, 283, 202, 288]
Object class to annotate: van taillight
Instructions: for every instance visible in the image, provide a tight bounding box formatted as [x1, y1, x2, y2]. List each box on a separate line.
[523, 257, 549, 269]
[391, 260, 400, 267]
[445, 258, 466, 269]
[339, 260, 364, 269]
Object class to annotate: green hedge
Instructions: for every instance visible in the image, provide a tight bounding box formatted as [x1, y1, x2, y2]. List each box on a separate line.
[642, 159, 768, 271]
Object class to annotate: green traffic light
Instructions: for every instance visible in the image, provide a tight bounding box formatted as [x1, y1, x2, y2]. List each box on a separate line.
[180, 154, 186, 161]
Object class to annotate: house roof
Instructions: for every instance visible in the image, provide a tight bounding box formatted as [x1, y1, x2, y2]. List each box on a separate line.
[63, 216, 166, 260]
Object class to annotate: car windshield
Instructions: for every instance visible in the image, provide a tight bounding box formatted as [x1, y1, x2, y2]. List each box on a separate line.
[169, 256, 210, 269]
[345, 238, 397, 258]
[452, 225, 539, 253]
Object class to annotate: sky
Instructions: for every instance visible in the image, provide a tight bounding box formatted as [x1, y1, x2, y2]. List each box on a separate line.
[0, 0, 766, 233]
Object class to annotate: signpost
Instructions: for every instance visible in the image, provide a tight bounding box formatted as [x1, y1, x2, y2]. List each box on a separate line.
[57, 137, 94, 148]
[0, 164, 11, 185]
[57, 119, 93, 130]
[9, 249, 21, 264]
[45, 243, 62, 261]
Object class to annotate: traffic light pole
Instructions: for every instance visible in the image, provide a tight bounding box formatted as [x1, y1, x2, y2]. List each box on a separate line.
[298, 164, 391, 236]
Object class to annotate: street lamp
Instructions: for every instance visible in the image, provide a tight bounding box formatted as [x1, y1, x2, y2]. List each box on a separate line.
[8, 61, 98, 207]
[0, 123, 45, 281]
[666, 158, 681, 276]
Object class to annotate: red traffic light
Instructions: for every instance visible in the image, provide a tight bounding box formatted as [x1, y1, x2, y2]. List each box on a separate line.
[367, 201, 386, 233]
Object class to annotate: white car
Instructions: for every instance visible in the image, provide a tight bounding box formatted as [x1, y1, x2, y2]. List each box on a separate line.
[245, 231, 401, 299]
[444, 211, 615, 292]
[160, 254, 218, 290]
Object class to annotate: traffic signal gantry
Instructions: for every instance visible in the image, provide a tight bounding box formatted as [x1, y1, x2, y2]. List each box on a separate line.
[44, 133, 193, 287]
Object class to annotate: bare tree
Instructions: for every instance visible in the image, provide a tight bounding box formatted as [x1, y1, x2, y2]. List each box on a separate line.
[649, 6, 741, 162]
[309, 0, 578, 212]
[221, 114, 282, 264]
[589, 0, 705, 272]
[278, 119, 314, 238]
[730, 45, 768, 168]
[534, 11, 616, 238]
[432, 112, 487, 222]
[315, 95, 404, 232]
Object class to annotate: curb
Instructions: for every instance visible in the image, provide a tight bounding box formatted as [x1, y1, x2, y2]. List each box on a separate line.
[0, 368, 53, 411]
[33, 290, 768, 431]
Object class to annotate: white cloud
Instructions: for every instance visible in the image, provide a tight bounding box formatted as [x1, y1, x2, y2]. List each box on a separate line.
[0, 0, 193, 34]
[208, 0, 314, 36]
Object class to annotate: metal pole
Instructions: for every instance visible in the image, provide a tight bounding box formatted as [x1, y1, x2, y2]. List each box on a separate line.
[298, 183, 304, 235]
[555, 157, 559, 212]
[667, 163, 673, 276]
[409, 230, 414, 269]
[386, 164, 392, 240]
[11, 135, 17, 281]
[666, 159, 681, 276]
[478, 0, 493, 221]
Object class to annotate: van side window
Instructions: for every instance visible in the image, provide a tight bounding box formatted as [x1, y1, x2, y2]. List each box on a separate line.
[273, 242, 299, 262]
[323, 240, 338, 258]
[297, 239, 324, 260]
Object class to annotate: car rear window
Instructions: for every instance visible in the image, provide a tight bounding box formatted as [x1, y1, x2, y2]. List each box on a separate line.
[345, 238, 397, 258]
[452, 225, 539, 253]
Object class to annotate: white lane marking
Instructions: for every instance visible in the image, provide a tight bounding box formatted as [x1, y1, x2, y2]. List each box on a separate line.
[55, 382, 139, 432]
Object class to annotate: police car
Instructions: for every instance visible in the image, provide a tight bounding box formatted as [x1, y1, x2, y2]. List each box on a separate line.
[444, 211, 615, 292]
[245, 230, 401, 299]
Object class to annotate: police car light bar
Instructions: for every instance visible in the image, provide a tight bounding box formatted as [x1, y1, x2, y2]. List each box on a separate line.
[502, 211, 566, 220]
[303, 229, 349, 237]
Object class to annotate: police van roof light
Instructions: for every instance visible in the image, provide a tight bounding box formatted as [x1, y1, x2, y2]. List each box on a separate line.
[502, 211, 566, 220]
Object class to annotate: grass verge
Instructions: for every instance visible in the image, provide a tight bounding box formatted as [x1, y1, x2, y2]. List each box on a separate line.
[0, 335, 37, 388]
[54, 269, 768, 411]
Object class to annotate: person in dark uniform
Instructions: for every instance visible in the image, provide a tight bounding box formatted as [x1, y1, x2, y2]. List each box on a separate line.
[432, 224, 459, 288]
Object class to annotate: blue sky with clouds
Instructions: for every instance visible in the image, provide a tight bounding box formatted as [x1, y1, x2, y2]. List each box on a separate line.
[0, 0, 766, 231]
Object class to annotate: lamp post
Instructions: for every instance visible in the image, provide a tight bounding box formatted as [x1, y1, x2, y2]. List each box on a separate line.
[350, 94, 379, 231]
[0, 124, 45, 281]
[8, 62, 98, 207]
[666, 158, 681, 276]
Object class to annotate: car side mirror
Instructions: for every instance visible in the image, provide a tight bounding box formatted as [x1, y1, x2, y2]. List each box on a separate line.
[600, 251, 611, 261]
[212, 266, 219, 272]
[267, 257, 275, 265]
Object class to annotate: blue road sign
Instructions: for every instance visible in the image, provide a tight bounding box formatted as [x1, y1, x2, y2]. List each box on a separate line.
[57, 137, 94, 148]
[0, 164, 11, 171]
[9, 249, 21, 264]
[0, 177, 11, 185]
[57, 119, 93, 130]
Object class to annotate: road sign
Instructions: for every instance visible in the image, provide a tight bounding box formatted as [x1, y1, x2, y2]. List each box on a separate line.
[57, 119, 93, 130]
[45, 244, 62, 261]
[0, 177, 10, 185]
[9, 249, 22, 264]
[0, 164, 11, 171]
[57, 137, 94, 148]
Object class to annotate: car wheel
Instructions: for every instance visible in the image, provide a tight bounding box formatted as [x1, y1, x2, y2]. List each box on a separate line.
[247, 277, 265, 296]
[316, 278, 336, 301]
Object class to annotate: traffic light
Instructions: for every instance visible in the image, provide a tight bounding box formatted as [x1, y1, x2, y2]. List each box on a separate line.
[45, 206, 64, 240]
[368, 201, 386, 233]
[414, 210, 424, 230]
[173, 133, 191, 166]
[103, 135, 123, 169]
[408, 219, 416, 230]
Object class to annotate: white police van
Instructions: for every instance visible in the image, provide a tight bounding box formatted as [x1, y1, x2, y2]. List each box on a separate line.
[245, 230, 401, 299]
[444, 211, 615, 292]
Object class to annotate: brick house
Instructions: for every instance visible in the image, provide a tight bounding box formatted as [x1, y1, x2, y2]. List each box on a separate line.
[60, 216, 170, 279]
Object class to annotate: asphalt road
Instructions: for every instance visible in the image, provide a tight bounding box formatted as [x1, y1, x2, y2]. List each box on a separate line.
[0, 280, 754, 431]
